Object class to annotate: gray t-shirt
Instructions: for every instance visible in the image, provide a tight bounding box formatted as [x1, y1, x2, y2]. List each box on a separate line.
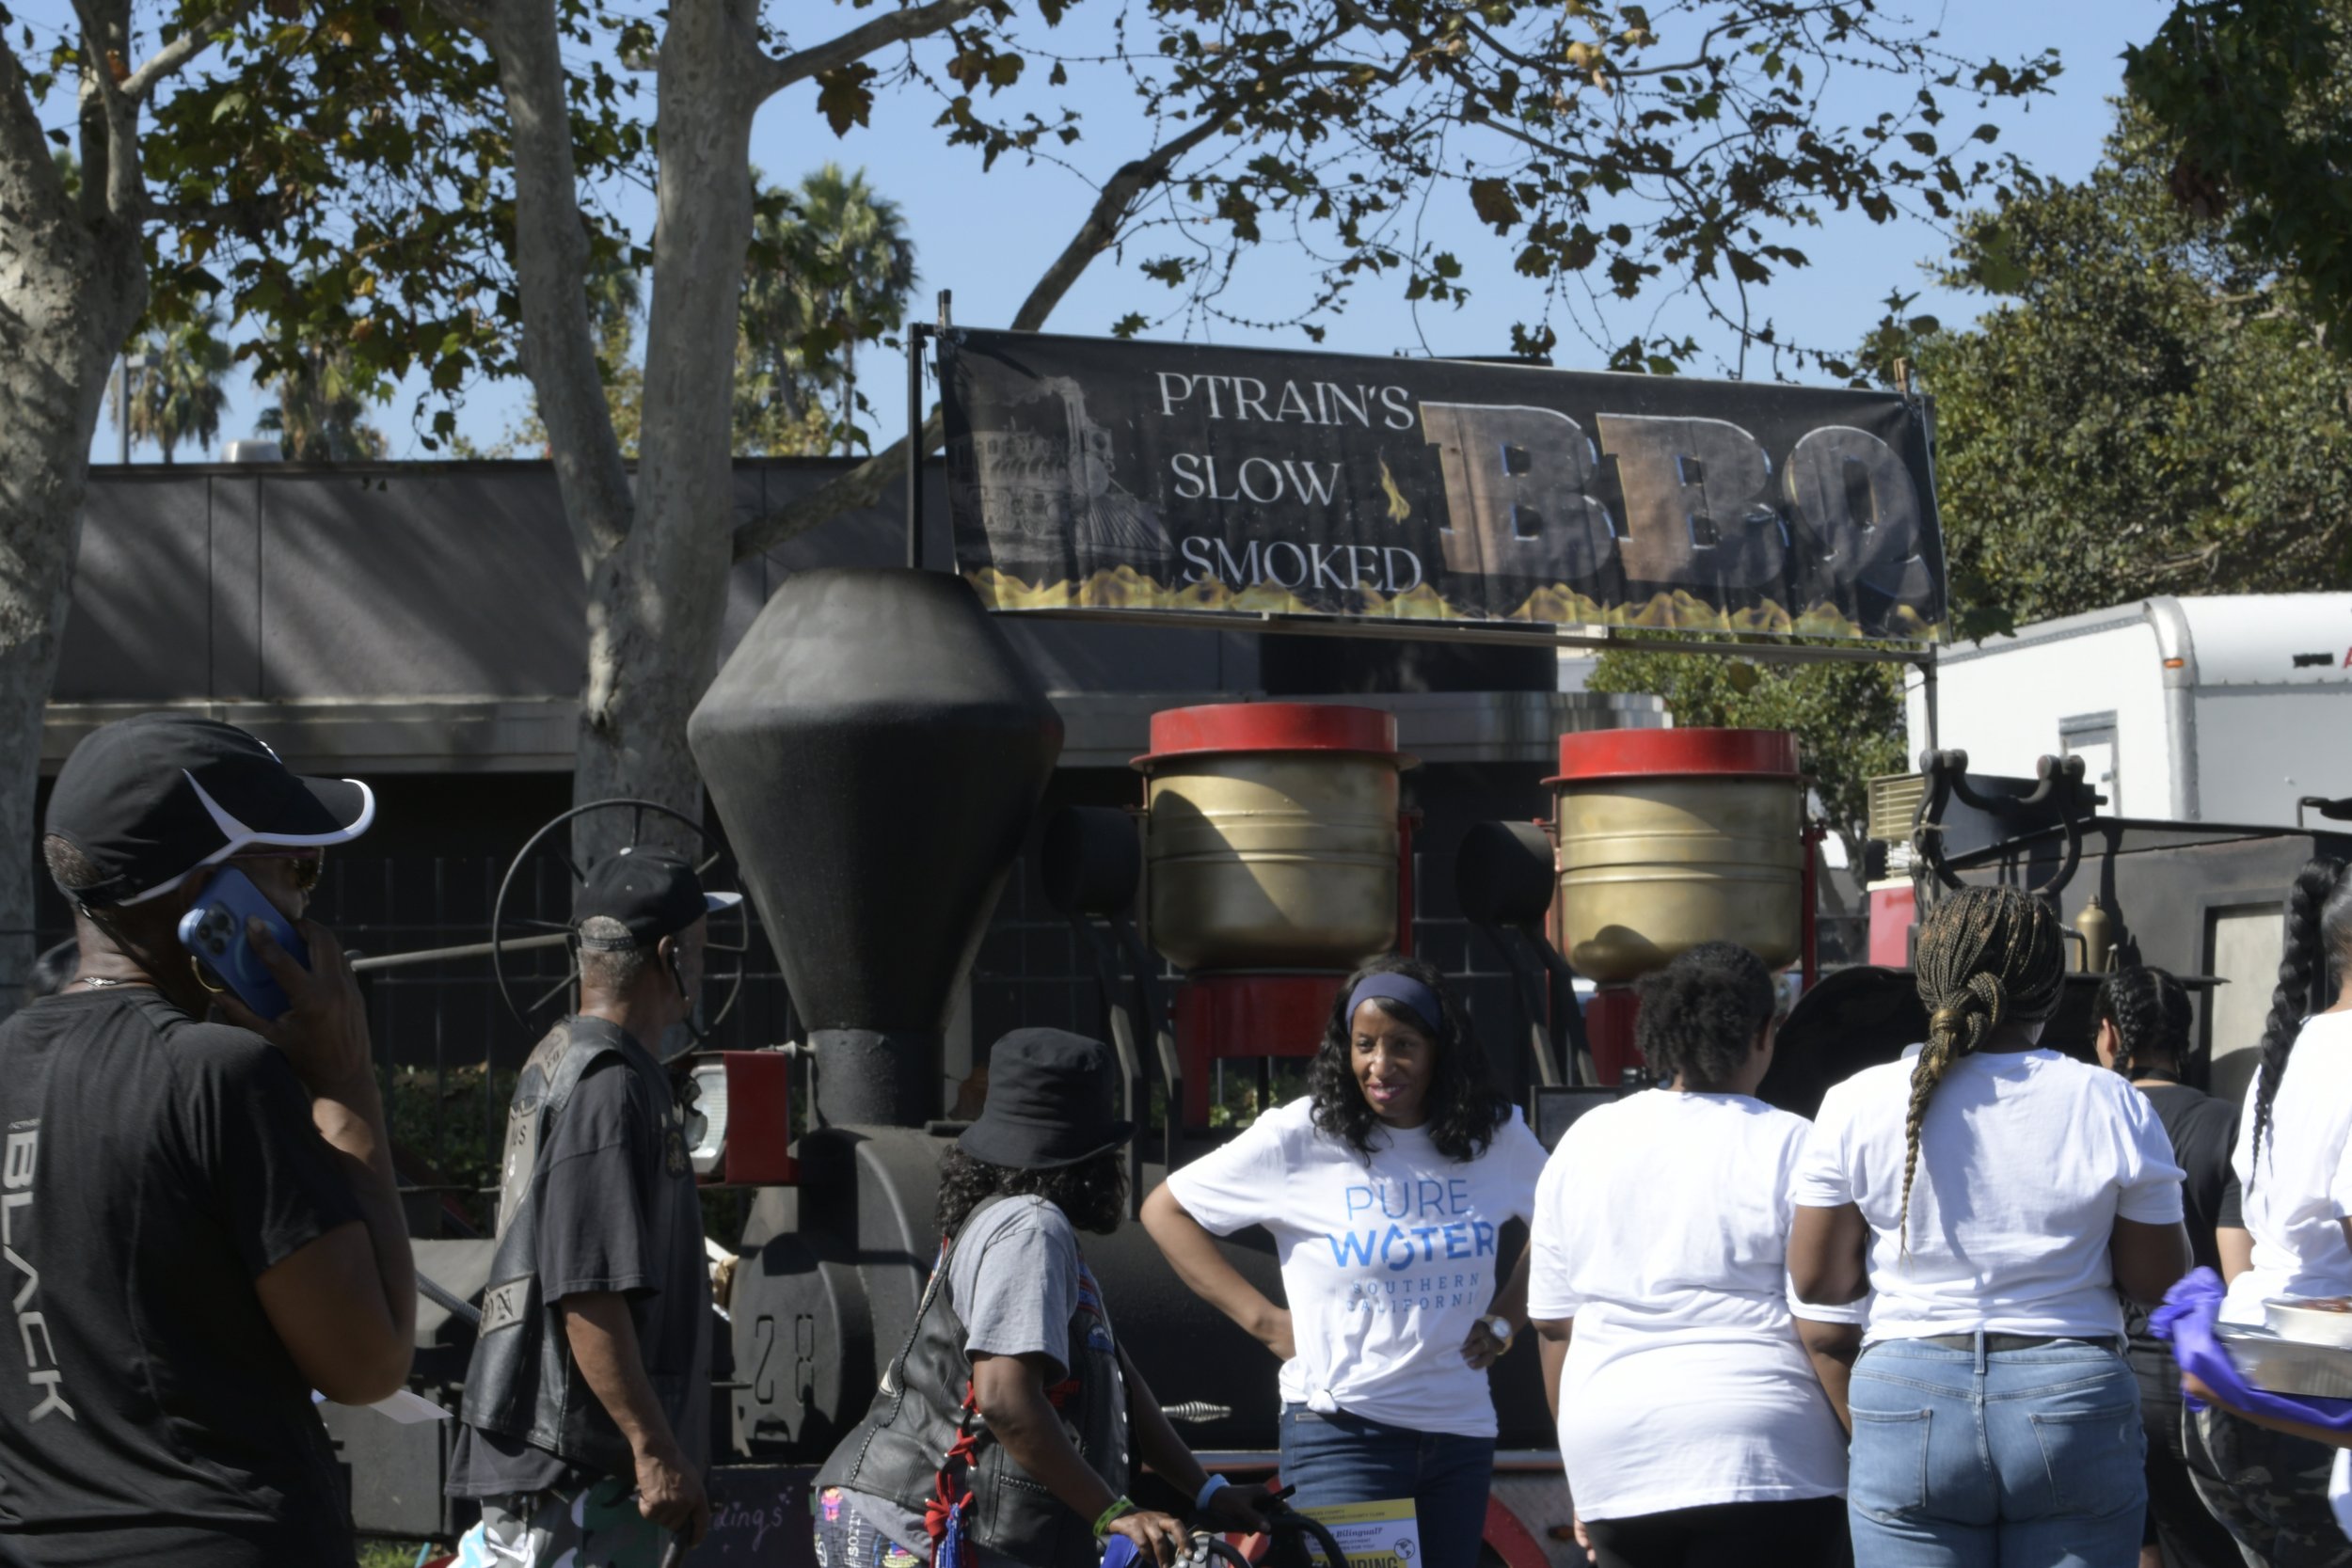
[449, 1020, 713, 1497]
[836, 1196, 1095, 1556]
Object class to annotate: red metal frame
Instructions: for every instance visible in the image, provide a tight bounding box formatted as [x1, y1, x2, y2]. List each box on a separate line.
[1175, 973, 1343, 1124]
[694, 1050, 799, 1187]
[1583, 986, 1643, 1085]
[1546, 725, 1800, 784]
[1868, 881, 1918, 967]
[1800, 820, 1824, 993]
[1483, 1496, 1554, 1568]
[1395, 807, 1421, 958]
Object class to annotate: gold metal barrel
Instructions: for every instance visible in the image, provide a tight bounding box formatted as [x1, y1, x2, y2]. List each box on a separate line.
[1549, 728, 1804, 982]
[1137, 704, 1406, 973]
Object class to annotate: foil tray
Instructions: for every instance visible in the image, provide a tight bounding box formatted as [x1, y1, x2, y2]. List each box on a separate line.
[2217, 1324, 2352, 1400]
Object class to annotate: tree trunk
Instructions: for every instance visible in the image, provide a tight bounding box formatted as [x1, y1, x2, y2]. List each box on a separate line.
[0, 126, 147, 1006]
[561, 0, 763, 863]
[459, 0, 983, 866]
[473, 0, 762, 867]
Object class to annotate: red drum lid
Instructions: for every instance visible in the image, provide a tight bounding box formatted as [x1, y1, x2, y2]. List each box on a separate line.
[1546, 727, 1800, 785]
[1136, 702, 1410, 771]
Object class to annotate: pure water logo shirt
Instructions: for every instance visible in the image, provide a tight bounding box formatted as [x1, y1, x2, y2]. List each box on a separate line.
[1164, 1097, 1547, 1437]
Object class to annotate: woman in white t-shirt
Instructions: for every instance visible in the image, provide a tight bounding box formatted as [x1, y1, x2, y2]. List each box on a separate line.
[1531, 942, 1860, 1568]
[1141, 956, 1549, 1568]
[1788, 885, 2190, 1568]
[2187, 856, 2352, 1567]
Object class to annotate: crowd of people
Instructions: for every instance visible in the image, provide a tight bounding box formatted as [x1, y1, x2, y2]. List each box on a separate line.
[813, 880, 2342, 1568]
[7, 711, 2352, 1568]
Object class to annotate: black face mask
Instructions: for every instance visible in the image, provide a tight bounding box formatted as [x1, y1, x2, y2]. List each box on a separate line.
[664, 948, 707, 1055]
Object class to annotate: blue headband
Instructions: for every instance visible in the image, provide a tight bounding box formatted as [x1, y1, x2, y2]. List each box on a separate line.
[1347, 973, 1444, 1037]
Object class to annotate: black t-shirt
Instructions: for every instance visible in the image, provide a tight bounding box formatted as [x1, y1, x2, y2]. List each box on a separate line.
[0, 989, 365, 1566]
[2141, 1081, 2238, 1275]
[446, 1022, 711, 1497]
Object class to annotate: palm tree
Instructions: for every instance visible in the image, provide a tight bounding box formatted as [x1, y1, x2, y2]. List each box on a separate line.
[258, 341, 389, 462]
[120, 307, 232, 465]
[797, 164, 917, 446]
[738, 164, 916, 454]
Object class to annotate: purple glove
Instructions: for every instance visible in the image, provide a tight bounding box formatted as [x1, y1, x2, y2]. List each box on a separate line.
[2153, 1267, 2352, 1433]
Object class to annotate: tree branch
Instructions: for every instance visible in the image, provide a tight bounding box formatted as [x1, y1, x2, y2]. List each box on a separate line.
[119, 0, 262, 103]
[65, 0, 148, 226]
[423, 0, 491, 35]
[457, 0, 634, 573]
[756, 0, 989, 103]
[0, 42, 57, 180]
[729, 116, 1221, 562]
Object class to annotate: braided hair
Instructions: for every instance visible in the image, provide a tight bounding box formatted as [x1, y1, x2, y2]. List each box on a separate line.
[2249, 858, 2352, 1186]
[2094, 966, 2193, 1080]
[1900, 885, 2066, 1246]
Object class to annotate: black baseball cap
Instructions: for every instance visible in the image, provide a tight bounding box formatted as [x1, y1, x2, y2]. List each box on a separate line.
[959, 1028, 1135, 1170]
[45, 713, 374, 907]
[571, 849, 741, 949]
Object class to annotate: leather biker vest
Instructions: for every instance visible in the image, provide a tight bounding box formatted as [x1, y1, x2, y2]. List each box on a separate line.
[456, 1016, 677, 1478]
[816, 1196, 1131, 1568]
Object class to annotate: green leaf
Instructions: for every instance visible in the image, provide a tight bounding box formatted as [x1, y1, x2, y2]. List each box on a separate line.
[1469, 177, 1521, 231]
[815, 63, 878, 136]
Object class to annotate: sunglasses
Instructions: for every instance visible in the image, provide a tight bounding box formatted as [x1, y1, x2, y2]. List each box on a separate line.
[230, 849, 325, 895]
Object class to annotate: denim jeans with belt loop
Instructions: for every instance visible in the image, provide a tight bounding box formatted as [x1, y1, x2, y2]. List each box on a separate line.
[1845, 1333, 2146, 1568]
[1277, 1406, 1497, 1568]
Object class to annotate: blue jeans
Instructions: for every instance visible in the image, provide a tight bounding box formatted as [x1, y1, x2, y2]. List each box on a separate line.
[1846, 1336, 2146, 1568]
[1278, 1406, 1496, 1568]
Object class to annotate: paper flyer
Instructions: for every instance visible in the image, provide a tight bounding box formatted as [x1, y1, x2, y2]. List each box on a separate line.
[1297, 1497, 1422, 1568]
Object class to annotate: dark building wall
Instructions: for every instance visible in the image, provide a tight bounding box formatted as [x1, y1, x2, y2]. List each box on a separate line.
[56, 459, 1264, 757]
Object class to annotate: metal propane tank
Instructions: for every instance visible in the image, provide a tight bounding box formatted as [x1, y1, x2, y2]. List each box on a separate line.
[1137, 702, 1407, 971]
[1549, 727, 1806, 983]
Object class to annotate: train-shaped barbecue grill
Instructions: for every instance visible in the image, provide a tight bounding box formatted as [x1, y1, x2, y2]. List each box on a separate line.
[333, 565, 2352, 1564]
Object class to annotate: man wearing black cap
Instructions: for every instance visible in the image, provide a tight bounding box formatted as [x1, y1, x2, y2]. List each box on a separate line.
[816, 1027, 1268, 1568]
[0, 713, 412, 1566]
[447, 848, 738, 1567]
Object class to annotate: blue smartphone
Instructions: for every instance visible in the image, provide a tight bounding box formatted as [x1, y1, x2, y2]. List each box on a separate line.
[177, 866, 310, 1020]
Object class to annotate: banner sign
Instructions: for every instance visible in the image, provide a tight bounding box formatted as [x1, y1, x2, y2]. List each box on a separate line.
[942, 329, 1945, 641]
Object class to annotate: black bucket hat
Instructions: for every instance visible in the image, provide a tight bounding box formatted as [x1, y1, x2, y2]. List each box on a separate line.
[959, 1028, 1135, 1170]
[45, 713, 374, 907]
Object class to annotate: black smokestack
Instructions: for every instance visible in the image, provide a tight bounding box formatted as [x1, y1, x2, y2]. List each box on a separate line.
[689, 568, 1063, 1126]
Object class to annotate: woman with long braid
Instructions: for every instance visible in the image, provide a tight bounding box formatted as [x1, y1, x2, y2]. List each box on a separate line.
[2094, 967, 2243, 1568]
[1788, 885, 2191, 1565]
[2185, 857, 2352, 1567]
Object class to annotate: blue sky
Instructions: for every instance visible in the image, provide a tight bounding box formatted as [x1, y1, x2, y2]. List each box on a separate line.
[87, 2, 2169, 463]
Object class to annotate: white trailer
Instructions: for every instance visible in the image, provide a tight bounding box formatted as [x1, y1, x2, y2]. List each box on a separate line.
[1907, 594, 2352, 827]
[1907, 595, 2352, 1100]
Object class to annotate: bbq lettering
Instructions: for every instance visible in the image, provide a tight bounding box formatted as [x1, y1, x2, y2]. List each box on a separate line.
[1419, 401, 1934, 601]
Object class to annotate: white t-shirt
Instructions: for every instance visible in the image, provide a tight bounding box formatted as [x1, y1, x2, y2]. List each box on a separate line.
[1529, 1089, 1859, 1520]
[1163, 1096, 1548, 1437]
[2220, 1011, 2352, 1324]
[1793, 1049, 2185, 1340]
